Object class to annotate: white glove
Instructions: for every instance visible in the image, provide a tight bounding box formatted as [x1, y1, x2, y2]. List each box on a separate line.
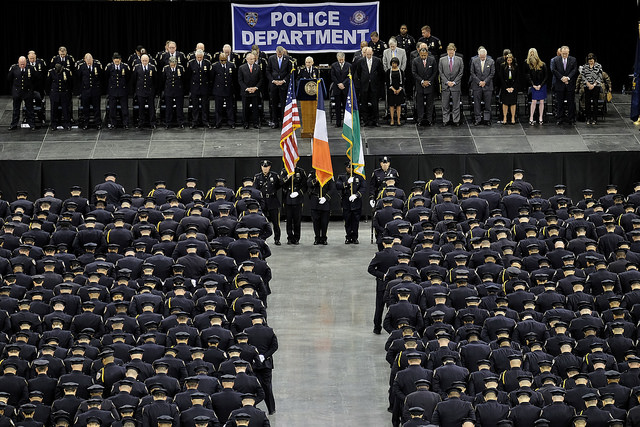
[319, 197, 326, 204]
[258, 354, 265, 363]
[290, 191, 299, 199]
[349, 194, 357, 202]
[347, 177, 354, 184]
[369, 199, 375, 208]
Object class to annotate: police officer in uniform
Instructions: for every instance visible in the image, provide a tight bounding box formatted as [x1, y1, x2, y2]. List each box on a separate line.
[369, 156, 399, 208]
[7, 56, 36, 130]
[162, 56, 186, 129]
[27, 51, 47, 123]
[212, 53, 236, 129]
[368, 31, 388, 59]
[186, 49, 212, 128]
[395, 25, 416, 55]
[76, 53, 103, 130]
[307, 171, 335, 245]
[131, 54, 158, 129]
[105, 53, 130, 129]
[336, 161, 365, 244]
[158, 41, 186, 69]
[46, 63, 72, 130]
[254, 160, 282, 245]
[187, 43, 213, 63]
[417, 25, 443, 57]
[281, 165, 308, 245]
[50, 46, 76, 125]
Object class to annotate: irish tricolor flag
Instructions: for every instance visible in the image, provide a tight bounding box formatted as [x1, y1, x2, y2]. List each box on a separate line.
[312, 81, 333, 186]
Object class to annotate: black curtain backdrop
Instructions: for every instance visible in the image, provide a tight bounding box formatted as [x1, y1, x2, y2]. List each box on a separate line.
[4, 0, 639, 94]
[2, 152, 640, 217]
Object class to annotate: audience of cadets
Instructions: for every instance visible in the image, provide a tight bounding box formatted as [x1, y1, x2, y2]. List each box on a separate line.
[0, 172, 280, 426]
[369, 166, 640, 427]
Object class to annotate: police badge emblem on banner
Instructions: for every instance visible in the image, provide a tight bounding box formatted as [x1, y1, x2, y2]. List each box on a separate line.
[231, 2, 379, 53]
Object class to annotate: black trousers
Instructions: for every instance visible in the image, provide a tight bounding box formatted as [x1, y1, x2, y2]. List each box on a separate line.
[473, 88, 493, 122]
[555, 85, 576, 121]
[359, 87, 379, 124]
[415, 90, 434, 123]
[374, 280, 385, 329]
[255, 368, 275, 413]
[343, 208, 361, 240]
[215, 95, 234, 125]
[310, 209, 330, 241]
[584, 86, 601, 121]
[190, 93, 209, 125]
[242, 95, 260, 125]
[81, 91, 101, 125]
[12, 93, 34, 127]
[284, 204, 302, 242]
[137, 95, 156, 125]
[269, 85, 287, 123]
[165, 95, 184, 125]
[265, 208, 281, 242]
[334, 90, 347, 125]
[109, 94, 129, 126]
[33, 91, 45, 121]
[50, 93, 70, 127]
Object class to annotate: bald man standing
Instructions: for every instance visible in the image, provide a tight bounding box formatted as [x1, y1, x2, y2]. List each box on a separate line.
[76, 53, 104, 130]
[7, 56, 36, 130]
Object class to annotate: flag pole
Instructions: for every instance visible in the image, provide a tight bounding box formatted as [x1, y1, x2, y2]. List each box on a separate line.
[348, 73, 354, 196]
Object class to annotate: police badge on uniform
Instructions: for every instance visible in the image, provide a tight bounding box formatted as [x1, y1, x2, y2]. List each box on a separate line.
[94, 67, 98, 75]
[122, 69, 125, 76]
[245, 12, 258, 28]
[177, 69, 181, 77]
[149, 70, 153, 76]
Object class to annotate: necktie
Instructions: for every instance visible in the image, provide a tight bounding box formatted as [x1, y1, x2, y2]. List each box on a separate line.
[423, 59, 426, 67]
[198, 61, 201, 68]
[116, 66, 119, 71]
[449, 57, 453, 72]
[249, 64, 253, 73]
[340, 63, 343, 70]
[278, 58, 282, 68]
[368, 60, 371, 73]
[89, 66, 92, 72]
[144, 66, 147, 72]
[563, 58, 567, 71]
[481, 60, 485, 72]
[171, 68, 175, 73]
[223, 64, 226, 70]
[392, 50, 396, 58]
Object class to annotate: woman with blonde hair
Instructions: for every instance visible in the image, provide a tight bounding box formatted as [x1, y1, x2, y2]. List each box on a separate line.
[525, 48, 548, 125]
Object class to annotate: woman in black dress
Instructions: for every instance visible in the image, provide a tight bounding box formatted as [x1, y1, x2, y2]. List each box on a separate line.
[498, 54, 518, 124]
[386, 57, 405, 126]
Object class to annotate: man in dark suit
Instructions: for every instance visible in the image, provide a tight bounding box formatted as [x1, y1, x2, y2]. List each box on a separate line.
[330, 52, 351, 127]
[131, 54, 158, 129]
[161, 56, 186, 129]
[550, 45, 577, 124]
[298, 56, 320, 80]
[238, 53, 262, 129]
[438, 43, 464, 126]
[412, 47, 437, 126]
[105, 53, 130, 129]
[186, 50, 212, 128]
[76, 53, 103, 130]
[266, 46, 291, 128]
[469, 48, 495, 125]
[7, 56, 36, 130]
[212, 53, 236, 129]
[354, 47, 384, 126]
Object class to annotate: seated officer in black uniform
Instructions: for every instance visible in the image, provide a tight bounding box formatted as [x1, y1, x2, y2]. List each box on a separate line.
[162, 56, 186, 129]
[105, 53, 130, 130]
[7, 56, 36, 130]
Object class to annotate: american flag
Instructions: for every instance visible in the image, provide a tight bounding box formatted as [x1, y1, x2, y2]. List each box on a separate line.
[280, 76, 300, 176]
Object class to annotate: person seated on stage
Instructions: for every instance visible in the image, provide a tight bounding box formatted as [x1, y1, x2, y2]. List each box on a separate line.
[577, 53, 607, 125]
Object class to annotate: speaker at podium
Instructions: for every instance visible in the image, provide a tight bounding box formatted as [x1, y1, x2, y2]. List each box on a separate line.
[296, 78, 327, 138]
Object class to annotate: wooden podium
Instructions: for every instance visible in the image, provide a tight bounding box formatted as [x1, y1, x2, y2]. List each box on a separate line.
[296, 78, 326, 138]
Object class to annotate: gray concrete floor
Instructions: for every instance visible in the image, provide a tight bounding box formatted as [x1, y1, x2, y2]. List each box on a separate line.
[264, 221, 389, 426]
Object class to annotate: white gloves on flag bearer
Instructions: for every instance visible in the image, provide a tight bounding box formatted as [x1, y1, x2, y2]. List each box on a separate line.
[347, 177, 354, 184]
[319, 197, 326, 204]
[349, 194, 357, 202]
[290, 191, 299, 199]
[369, 199, 375, 208]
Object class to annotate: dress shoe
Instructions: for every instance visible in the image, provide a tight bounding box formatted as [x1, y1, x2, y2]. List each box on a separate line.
[190, 124, 197, 129]
[293, 240, 299, 245]
[352, 239, 359, 244]
[371, 122, 379, 127]
[441, 122, 448, 127]
[336, 123, 342, 128]
[345, 238, 351, 244]
[124, 125, 129, 130]
[373, 327, 382, 335]
[322, 239, 327, 245]
[165, 125, 170, 130]
[244, 124, 250, 129]
[180, 124, 185, 129]
[286, 239, 293, 245]
[556, 120, 563, 126]
[151, 124, 156, 129]
[96, 125, 102, 130]
[64, 126, 71, 131]
[8, 125, 17, 130]
[269, 410, 276, 415]
[473, 121, 481, 126]
[49, 126, 57, 131]
[107, 124, 114, 129]
[229, 124, 235, 129]
[454, 122, 461, 127]
[313, 239, 319, 245]
[30, 126, 37, 131]
[485, 121, 491, 126]
[214, 123, 221, 129]
[425, 121, 432, 127]
[253, 124, 260, 129]
[270, 123, 277, 129]
[274, 240, 281, 246]
[82, 125, 89, 130]
[205, 123, 211, 129]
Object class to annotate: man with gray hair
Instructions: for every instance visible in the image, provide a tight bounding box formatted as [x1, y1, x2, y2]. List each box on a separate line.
[382, 38, 407, 72]
[238, 53, 262, 128]
[158, 41, 186, 69]
[7, 56, 36, 130]
[469, 47, 495, 125]
[76, 53, 103, 130]
[330, 52, 351, 127]
[266, 46, 291, 128]
[298, 56, 319, 79]
[162, 55, 186, 129]
[187, 42, 213, 63]
[105, 52, 131, 129]
[186, 49, 213, 128]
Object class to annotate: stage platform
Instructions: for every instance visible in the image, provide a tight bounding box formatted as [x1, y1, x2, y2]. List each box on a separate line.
[0, 94, 639, 161]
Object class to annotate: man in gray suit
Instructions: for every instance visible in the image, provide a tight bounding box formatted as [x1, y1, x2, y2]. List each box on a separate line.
[382, 38, 407, 72]
[412, 47, 437, 126]
[438, 43, 464, 126]
[469, 48, 495, 125]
